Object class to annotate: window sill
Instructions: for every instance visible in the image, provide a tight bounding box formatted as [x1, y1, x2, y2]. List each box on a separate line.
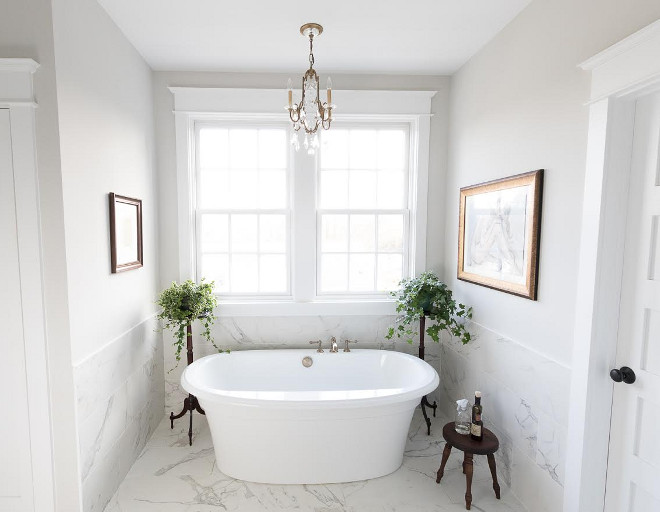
[215, 300, 398, 317]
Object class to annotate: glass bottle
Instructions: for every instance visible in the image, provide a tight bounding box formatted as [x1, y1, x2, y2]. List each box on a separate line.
[470, 391, 483, 441]
[455, 399, 471, 435]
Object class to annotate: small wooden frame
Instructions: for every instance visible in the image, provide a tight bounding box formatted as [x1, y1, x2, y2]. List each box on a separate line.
[109, 193, 143, 273]
[457, 170, 543, 300]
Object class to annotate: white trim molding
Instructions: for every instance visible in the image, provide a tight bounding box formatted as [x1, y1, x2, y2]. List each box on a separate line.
[0, 58, 55, 511]
[170, 87, 434, 316]
[565, 19, 660, 512]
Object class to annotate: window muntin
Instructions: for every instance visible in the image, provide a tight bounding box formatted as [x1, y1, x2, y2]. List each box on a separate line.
[195, 125, 291, 296]
[317, 126, 410, 295]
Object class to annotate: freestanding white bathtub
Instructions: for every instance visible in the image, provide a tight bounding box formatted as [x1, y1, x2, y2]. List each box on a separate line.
[181, 349, 439, 484]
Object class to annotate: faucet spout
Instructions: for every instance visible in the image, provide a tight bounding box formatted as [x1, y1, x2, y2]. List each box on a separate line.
[329, 336, 339, 353]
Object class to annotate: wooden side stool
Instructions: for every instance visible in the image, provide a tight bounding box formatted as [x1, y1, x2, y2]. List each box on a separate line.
[435, 422, 500, 510]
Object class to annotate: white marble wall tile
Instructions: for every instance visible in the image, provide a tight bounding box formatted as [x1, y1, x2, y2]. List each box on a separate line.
[442, 324, 571, 426]
[535, 412, 566, 486]
[75, 316, 164, 512]
[510, 443, 564, 512]
[438, 321, 570, 512]
[76, 317, 161, 422]
[78, 385, 129, 481]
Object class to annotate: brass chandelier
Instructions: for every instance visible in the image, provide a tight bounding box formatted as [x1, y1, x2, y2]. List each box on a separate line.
[286, 23, 334, 153]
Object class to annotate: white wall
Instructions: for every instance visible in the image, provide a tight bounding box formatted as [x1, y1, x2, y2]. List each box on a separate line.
[52, 0, 160, 365]
[442, 0, 660, 510]
[445, 0, 660, 366]
[50, 0, 163, 509]
[0, 2, 81, 510]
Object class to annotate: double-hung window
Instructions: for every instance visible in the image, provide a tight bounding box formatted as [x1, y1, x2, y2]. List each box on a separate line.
[196, 124, 291, 296]
[173, 87, 433, 312]
[317, 126, 409, 295]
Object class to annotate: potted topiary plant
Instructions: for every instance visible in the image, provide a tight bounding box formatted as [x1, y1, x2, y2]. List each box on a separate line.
[386, 271, 472, 435]
[386, 270, 472, 352]
[157, 278, 224, 445]
[156, 278, 221, 368]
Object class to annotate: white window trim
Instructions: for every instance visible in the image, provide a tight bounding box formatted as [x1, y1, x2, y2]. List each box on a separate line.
[171, 87, 435, 316]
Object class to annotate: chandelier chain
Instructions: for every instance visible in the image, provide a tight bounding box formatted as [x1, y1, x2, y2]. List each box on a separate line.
[308, 34, 315, 68]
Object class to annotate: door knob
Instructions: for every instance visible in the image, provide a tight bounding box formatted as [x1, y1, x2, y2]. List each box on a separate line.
[609, 366, 636, 384]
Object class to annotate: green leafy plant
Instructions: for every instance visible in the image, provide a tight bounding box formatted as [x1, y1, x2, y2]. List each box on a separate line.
[386, 271, 473, 345]
[156, 279, 222, 369]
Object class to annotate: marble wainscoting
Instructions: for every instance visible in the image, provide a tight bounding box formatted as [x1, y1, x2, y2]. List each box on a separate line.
[75, 316, 165, 512]
[164, 315, 444, 419]
[105, 408, 526, 512]
[438, 323, 570, 512]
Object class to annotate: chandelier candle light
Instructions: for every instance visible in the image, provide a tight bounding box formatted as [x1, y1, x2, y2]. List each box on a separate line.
[286, 22, 335, 153]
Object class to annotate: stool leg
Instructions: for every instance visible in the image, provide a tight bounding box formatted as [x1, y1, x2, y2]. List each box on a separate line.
[464, 453, 473, 510]
[436, 443, 452, 483]
[487, 453, 501, 499]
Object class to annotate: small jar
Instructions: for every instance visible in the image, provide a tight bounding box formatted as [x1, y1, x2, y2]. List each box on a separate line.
[455, 399, 471, 435]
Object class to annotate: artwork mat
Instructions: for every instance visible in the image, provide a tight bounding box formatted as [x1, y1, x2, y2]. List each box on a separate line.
[109, 192, 143, 273]
[457, 169, 543, 300]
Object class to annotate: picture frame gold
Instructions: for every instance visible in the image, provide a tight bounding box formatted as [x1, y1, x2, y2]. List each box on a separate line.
[109, 193, 143, 273]
[457, 169, 543, 300]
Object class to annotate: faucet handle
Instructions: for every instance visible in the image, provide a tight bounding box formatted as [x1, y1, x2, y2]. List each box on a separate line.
[343, 339, 357, 352]
[309, 340, 324, 353]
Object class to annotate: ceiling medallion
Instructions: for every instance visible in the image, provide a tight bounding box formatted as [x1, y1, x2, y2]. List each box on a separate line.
[286, 23, 334, 153]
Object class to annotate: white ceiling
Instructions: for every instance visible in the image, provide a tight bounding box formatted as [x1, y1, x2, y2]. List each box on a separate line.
[98, 0, 531, 75]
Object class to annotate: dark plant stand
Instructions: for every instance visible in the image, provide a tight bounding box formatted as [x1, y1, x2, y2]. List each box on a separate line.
[170, 322, 205, 446]
[418, 315, 437, 435]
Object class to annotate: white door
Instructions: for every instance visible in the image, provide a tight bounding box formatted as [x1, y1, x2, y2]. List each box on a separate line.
[0, 109, 35, 511]
[604, 91, 660, 511]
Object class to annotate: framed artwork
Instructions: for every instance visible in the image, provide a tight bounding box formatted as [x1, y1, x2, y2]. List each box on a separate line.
[109, 193, 143, 273]
[457, 169, 543, 300]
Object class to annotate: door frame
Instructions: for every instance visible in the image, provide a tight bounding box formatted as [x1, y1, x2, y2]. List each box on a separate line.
[564, 19, 660, 512]
[0, 59, 55, 510]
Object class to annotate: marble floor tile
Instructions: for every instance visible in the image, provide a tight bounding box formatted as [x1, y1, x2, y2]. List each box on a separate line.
[105, 409, 527, 512]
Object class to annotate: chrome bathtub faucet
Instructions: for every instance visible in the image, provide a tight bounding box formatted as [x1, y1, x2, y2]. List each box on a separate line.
[329, 336, 339, 353]
[309, 340, 324, 353]
[343, 339, 357, 352]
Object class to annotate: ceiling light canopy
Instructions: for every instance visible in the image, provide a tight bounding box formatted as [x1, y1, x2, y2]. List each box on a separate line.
[286, 23, 334, 153]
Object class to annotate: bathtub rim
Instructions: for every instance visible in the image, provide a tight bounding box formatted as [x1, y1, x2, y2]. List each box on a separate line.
[181, 349, 439, 410]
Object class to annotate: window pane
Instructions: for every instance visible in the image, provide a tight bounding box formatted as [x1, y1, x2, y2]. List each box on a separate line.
[199, 128, 228, 169]
[200, 214, 229, 252]
[321, 254, 348, 292]
[259, 129, 287, 169]
[201, 254, 229, 293]
[378, 215, 404, 251]
[231, 255, 258, 292]
[349, 215, 375, 252]
[349, 130, 377, 169]
[259, 255, 287, 293]
[321, 214, 348, 252]
[377, 254, 403, 291]
[231, 214, 258, 252]
[229, 129, 258, 169]
[377, 171, 405, 209]
[199, 170, 230, 209]
[229, 169, 257, 209]
[349, 254, 375, 291]
[319, 170, 348, 209]
[377, 130, 406, 170]
[349, 170, 377, 209]
[320, 130, 348, 169]
[260, 215, 286, 253]
[258, 170, 287, 209]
